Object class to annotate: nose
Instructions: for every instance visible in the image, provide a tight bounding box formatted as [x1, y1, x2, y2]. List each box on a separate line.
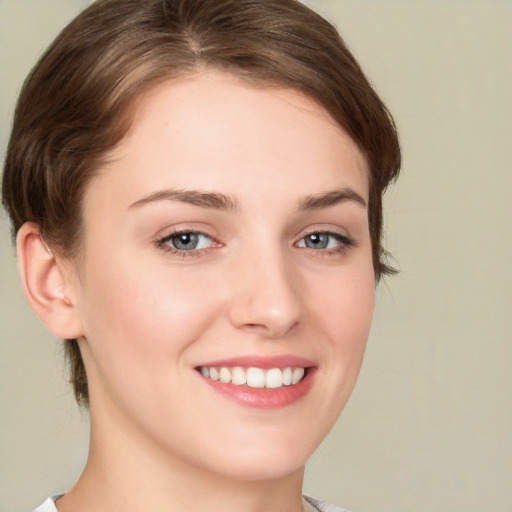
[227, 249, 301, 339]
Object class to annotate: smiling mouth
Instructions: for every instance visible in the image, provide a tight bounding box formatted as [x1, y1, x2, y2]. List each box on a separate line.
[196, 366, 308, 390]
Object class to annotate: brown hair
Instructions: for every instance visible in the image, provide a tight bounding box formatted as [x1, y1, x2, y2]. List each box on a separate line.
[2, 0, 401, 407]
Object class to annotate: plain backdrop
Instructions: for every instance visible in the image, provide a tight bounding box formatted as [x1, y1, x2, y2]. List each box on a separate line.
[1, 1, 511, 511]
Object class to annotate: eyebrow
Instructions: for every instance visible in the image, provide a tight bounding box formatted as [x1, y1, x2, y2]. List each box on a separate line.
[129, 186, 366, 212]
[299, 188, 367, 210]
[129, 189, 238, 210]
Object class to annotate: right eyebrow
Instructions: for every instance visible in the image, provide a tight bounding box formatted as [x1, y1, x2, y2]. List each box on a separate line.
[299, 188, 367, 211]
[129, 188, 238, 211]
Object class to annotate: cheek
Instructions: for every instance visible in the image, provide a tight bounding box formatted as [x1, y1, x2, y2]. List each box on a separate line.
[78, 254, 223, 370]
[310, 262, 375, 396]
[312, 261, 375, 341]
[76, 257, 229, 430]
[341, 273, 375, 343]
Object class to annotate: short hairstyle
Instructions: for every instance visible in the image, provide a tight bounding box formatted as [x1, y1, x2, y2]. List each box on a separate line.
[2, 0, 401, 407]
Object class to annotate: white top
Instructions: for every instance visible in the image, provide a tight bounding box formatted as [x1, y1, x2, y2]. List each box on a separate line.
[33, 494, 352, 512]
[32, 495, 62, 512]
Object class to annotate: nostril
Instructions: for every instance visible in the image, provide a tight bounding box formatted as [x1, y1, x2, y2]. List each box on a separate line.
[241, 323, 269, 333]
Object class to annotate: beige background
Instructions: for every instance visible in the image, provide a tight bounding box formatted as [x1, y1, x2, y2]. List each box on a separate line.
[1, 1, 511, 511]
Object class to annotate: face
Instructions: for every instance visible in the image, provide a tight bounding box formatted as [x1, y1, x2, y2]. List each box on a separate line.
[71, 71, 375, 481]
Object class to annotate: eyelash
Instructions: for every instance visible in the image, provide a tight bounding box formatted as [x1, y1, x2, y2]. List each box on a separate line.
[296, 231, 355, 256]
[155, 230, 217, 258]
[154, 230, 355, 258]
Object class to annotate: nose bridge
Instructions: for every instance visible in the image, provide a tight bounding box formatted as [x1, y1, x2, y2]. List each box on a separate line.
[227, 241, 301, 338]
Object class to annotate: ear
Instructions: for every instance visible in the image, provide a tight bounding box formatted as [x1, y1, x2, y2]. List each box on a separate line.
[16, 222, 84, 340]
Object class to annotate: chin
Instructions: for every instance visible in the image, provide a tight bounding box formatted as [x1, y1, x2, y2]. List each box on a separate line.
[217, 457, 306, 483]
[202, 430, 317, 482]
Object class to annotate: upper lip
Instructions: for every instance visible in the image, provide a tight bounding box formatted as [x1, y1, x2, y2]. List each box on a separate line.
[195, 355, 316, 369]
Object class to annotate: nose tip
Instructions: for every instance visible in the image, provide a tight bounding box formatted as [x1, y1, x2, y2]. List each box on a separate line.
[227, 256, 301, 339]
[239, 307, 300, 338]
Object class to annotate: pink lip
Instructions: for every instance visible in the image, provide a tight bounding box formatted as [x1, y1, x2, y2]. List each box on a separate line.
[195, 355, 317, 410]
[196, 354, 316, 369]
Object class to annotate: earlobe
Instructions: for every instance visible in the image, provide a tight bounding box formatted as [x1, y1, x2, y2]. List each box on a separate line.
[16, 222, 84, 340]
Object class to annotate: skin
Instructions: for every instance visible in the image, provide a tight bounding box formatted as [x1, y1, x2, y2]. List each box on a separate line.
[18, 71, 375, 512]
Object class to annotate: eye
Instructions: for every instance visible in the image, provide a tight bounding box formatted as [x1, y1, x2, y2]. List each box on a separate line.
[296, 232, 354, 252]
[157, 231, 214, 252]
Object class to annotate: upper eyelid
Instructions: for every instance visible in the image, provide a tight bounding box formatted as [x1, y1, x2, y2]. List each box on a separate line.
[296, 231, 354, 244]
[296, 227, 354, 241]
[160, 228, 209, 237]
[155, 225, 217, 241]
[157, 228, 349, 238]
[157, 230, 215, 244]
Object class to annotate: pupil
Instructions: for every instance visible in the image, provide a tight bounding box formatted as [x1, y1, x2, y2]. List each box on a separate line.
[173, 233, 198, 250]
[306, 233, 328, 249]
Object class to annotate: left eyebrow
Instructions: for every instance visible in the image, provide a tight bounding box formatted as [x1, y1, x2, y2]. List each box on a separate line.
[299, 188, 367, 210]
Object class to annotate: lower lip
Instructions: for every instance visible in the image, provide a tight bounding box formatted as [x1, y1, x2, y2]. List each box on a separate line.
[198, 369, 316, 409]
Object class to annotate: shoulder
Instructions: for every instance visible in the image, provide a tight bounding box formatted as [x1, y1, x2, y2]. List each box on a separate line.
[303, 494, 354, 512]
[32, 495, 62, 512]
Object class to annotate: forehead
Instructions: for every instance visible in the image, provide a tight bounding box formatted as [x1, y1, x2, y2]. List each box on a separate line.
[89, 71, 369, 209]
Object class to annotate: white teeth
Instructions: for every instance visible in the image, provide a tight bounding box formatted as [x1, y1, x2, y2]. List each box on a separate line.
[198, 365, 307, 389]
[219, 367, 231, 383]
[231, 367, 247, 386]
[246, 367, 265, 388]
[265, 368, 283, 389]
[282, 367, 292, 386]
[291, 367, 305, 385]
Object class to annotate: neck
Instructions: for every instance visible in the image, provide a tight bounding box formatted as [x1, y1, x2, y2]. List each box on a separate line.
[57, 403, 305, 512]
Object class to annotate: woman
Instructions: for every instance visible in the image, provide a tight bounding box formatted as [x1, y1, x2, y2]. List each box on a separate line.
[2, 0, 400, 511]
